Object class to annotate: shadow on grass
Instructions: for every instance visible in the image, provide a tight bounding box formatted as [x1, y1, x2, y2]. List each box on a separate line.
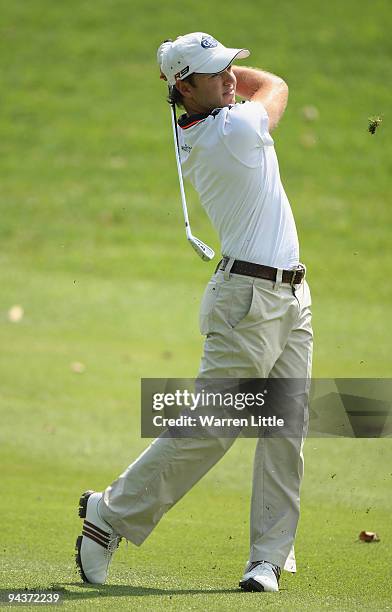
[61, 583, 243, 599]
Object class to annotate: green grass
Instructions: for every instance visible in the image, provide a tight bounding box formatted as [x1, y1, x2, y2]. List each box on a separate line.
[2, 440, 392, 610]
[1, 0, 392, 609]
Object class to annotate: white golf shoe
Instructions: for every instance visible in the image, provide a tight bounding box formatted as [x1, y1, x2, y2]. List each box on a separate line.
[75, 490, 121, 584]
[239, 560, 281, 592]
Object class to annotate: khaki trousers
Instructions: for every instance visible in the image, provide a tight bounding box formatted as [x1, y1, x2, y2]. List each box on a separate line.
[101, 268, 313, 573]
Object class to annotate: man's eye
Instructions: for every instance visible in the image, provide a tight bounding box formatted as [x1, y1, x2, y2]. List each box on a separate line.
[210, 67, 232, 79]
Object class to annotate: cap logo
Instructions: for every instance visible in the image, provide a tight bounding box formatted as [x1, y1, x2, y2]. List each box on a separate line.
[174, 65, 190, 80]
[201, 35, 218, 49]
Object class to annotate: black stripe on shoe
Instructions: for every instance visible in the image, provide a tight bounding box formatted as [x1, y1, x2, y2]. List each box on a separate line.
[82, 524, 109, 543]
[81, 530, 109, 549]
[84, 519, 110, 539]
[82, 527, 110, 549]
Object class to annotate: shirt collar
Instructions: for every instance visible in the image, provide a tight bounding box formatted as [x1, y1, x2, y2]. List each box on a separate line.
[178, 107, 223, 129]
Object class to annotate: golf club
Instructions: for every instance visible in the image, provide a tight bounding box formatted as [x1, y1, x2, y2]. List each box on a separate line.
[169, 92, 215, 262]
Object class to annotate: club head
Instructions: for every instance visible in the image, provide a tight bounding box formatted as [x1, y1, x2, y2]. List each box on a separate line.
[188, 235, 215, 261]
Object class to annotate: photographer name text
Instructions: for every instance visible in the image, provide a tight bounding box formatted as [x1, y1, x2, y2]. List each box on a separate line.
[152, 414, 284, 428]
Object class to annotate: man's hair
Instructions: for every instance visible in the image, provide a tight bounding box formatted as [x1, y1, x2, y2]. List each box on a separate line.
[168, 74, 196, 109]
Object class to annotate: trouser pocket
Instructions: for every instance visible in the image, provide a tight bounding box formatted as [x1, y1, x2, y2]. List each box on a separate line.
[199, 275, 259, 335]
[228, 282, 258, 329]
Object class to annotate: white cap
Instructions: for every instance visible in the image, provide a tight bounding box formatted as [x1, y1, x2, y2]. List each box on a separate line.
[157, 32, 250, 86]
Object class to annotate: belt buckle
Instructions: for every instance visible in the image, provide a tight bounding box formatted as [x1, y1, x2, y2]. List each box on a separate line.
[291, 264, 305, 287]
[215, 259, 224, 274]
[219, 257, 229, 272]
[290, 270, 298, 287]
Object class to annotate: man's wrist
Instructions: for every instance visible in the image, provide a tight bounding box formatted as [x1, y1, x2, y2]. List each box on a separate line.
[233, 66, 286, 101]
[233, 66, 262, 100]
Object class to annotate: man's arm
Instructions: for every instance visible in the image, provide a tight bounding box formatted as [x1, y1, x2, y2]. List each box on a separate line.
[232, 66, 289, 132]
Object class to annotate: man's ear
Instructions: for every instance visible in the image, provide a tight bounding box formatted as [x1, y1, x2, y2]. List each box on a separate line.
[175, 78, 194, 99]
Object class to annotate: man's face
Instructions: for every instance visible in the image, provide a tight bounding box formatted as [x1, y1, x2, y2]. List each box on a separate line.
[178, 66, 237, 114]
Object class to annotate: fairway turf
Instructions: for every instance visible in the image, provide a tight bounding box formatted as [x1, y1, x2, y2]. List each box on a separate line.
[1, 0, 392, 609]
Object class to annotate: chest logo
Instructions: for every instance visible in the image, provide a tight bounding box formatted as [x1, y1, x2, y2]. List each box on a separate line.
[181, 144, 192, 153]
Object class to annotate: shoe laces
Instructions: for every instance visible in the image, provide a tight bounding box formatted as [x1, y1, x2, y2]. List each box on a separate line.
[104, 534, 122, 559]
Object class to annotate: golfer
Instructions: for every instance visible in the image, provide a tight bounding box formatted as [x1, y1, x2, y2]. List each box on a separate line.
[75, 32, 313, 593]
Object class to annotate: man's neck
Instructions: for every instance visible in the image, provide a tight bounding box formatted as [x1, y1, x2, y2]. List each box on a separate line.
[183, 102, 213, 117]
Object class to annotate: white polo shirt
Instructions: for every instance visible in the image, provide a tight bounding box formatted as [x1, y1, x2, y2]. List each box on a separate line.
[178, 101, 299, 269]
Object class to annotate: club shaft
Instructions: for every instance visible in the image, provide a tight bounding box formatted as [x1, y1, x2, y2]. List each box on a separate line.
[170, 102, 192, 238]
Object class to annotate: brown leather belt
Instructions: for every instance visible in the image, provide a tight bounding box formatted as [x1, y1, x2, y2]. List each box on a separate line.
[217, 257, 305, 285]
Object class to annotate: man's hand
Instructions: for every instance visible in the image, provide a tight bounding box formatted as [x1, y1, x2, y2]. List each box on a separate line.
[232, 66, 289, 132]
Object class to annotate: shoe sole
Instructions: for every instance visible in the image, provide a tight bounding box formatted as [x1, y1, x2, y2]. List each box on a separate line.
[75, 490, 95, 583]
[239, 578, 265, 592]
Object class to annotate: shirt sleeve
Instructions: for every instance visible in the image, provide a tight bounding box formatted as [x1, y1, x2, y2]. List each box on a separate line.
[219, 101, 274, 167]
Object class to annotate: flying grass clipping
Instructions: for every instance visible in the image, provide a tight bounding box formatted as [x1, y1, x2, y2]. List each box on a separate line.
[368, 116, 382, 135]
